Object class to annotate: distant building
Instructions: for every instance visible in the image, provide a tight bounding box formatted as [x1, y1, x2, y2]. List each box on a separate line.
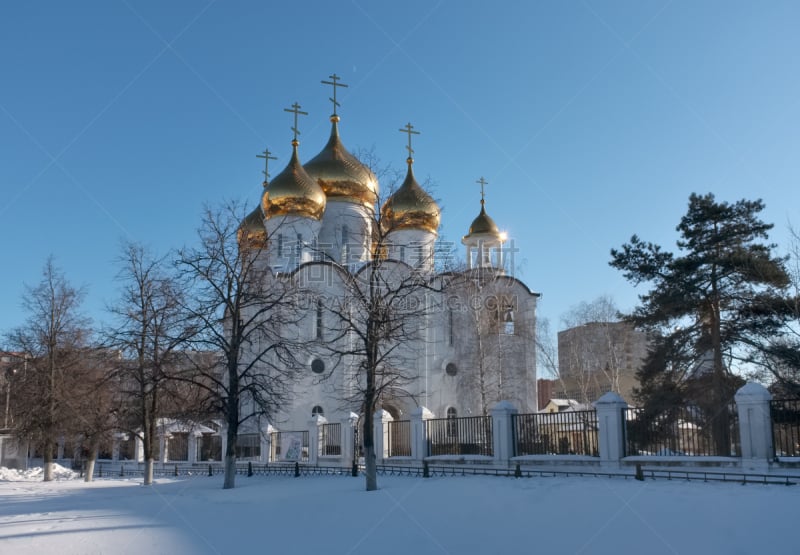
[537, 378, 555, 411]
[556, 321, 649, 404]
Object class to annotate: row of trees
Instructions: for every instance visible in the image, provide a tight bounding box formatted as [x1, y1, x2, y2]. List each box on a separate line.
[2, 201, 312, 488]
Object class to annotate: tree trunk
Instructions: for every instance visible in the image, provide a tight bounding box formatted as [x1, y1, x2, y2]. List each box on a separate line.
[223, 425, 237, 489]
[363, 407, 377, 491]
[84, 443, 98, 482]
[43, 441, 54, 482]
[223, 454, 236, 489]
[144, 458, 154, 485]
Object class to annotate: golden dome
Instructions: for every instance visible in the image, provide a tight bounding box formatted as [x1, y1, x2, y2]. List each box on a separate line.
[380, 160, 440, 234]
[237, 206, 267, 248]
[262, 142, 326, 221]
[463, 197, 504, 243]
[304, 116, 379, 208]
[467, 204, 501, 237]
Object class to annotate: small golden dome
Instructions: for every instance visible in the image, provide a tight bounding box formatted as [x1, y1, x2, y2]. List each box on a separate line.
[237, 206, 267, 248]
[380, 160, 440, 234]
[304, 116, 379, 208]
[262, 143, 326, 221]
[467, 205, 501, 237]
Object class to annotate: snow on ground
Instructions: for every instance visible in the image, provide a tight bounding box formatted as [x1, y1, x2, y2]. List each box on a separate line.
[0, 468, 796, 554]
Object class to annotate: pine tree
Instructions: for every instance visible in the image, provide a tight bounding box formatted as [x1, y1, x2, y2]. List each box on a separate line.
[610, 193, 794, 455]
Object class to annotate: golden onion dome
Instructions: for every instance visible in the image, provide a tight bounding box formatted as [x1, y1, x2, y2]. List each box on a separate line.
[262, 142, 326, 221]
[467, 204, 501, 237]
[237, 205, 267, 248]
[380, 159, 440, 234]
[304, 116, 379, 208]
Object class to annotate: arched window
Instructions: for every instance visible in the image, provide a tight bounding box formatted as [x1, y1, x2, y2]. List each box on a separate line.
[312, 405, 324, 417]
[277, 234, 284, 257]
[315, 299, 324, 340]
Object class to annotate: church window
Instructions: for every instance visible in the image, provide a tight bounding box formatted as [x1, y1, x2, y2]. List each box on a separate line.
[312, 405, 324, 417]
[315, 299, 324, 340]
[502, 308, 515, 335]
[445, 362, 458, 376]
[447, 308, 454, 346]
[277, 234, 284, 257]
[311, 358, 325, 374]
[296, 233, 303, 257]
[399, 245, 405, 262]
[416, 244, 424, 266]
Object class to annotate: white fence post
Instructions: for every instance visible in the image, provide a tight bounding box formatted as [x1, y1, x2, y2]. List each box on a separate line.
[735, 382, 773, 471]
[595, 392, 628, 467]
[491, 401, 517, 464]
[373, 410, 392, 463]
[411, 406, 434, 460]
[308, 415, 326, 465]
[340, 412, 359, 469]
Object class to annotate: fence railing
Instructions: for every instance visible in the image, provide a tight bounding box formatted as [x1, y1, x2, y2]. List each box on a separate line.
[771, 398, 800, 458]
[512, 410, 599, 456]
[270, 430, 309, 462]
[319, 423, 341, 457]
[624, 405, 740, 457]
[387, 420, 411, 457]
[425, 416, 492, 457]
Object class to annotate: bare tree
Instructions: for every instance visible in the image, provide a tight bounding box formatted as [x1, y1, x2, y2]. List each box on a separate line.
[557, 296, 635, 404]
[176, 201, 303, 489]
[104, 242, 190, 485]
[5, 257, 91, 481]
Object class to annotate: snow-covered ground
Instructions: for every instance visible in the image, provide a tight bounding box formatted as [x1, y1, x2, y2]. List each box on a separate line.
[0, 468, 796, 554]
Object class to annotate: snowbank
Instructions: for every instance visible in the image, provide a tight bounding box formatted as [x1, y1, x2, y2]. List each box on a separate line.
[0, 463, 78, 481]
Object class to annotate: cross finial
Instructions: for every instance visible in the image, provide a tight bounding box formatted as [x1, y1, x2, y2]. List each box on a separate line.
[321, 73, 348, 117]
[476, 177, 488, 205]
[283, 102, 308, 145]
[256, 148, 277, 185]
[399, 122, 420, 162]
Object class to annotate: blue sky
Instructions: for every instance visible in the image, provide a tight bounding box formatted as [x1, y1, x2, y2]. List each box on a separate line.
[1, 1, 799, 342]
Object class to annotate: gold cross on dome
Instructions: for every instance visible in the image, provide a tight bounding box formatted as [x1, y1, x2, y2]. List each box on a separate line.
[256, 148, 277, 183]
[476, 177, 488, 203]
[283, 102, 308, 143]
[399, 122, 420, 159]
[321, 73, 349, 116]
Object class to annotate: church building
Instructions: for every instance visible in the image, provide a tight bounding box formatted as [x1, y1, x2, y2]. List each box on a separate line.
[236, 75, 540, 433]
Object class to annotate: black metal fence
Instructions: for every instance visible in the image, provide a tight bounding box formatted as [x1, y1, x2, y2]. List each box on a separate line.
[319, 423, 342, 456]
[269, 430, 309, 462]
[512, 410, 599, 456]
[771, 398, 800, 458]
[425, 415, 492, 457]
[624, 404, 740, 457]
[388, 420, 411, 457]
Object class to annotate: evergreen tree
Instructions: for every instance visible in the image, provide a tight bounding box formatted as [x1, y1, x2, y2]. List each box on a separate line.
[610, 193, 794, 454]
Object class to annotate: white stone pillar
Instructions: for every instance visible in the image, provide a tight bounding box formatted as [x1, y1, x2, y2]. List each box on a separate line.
[411, 406, 434, 460]
[373, 410, 392, 462]
[595, 391, 628, 467]
[340, 412, 359, 468]
[111, 435, 121, 461]
[159, 433, 168, 464]
[265, 425, 276, 463]
[491, 401, 517, 464]
[308, 415, 326, 465]
[135, 435, 144, 463]
[735, 382, 773, 471]
[260, 426, 271, 463]
[188, 433, 198, 464]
